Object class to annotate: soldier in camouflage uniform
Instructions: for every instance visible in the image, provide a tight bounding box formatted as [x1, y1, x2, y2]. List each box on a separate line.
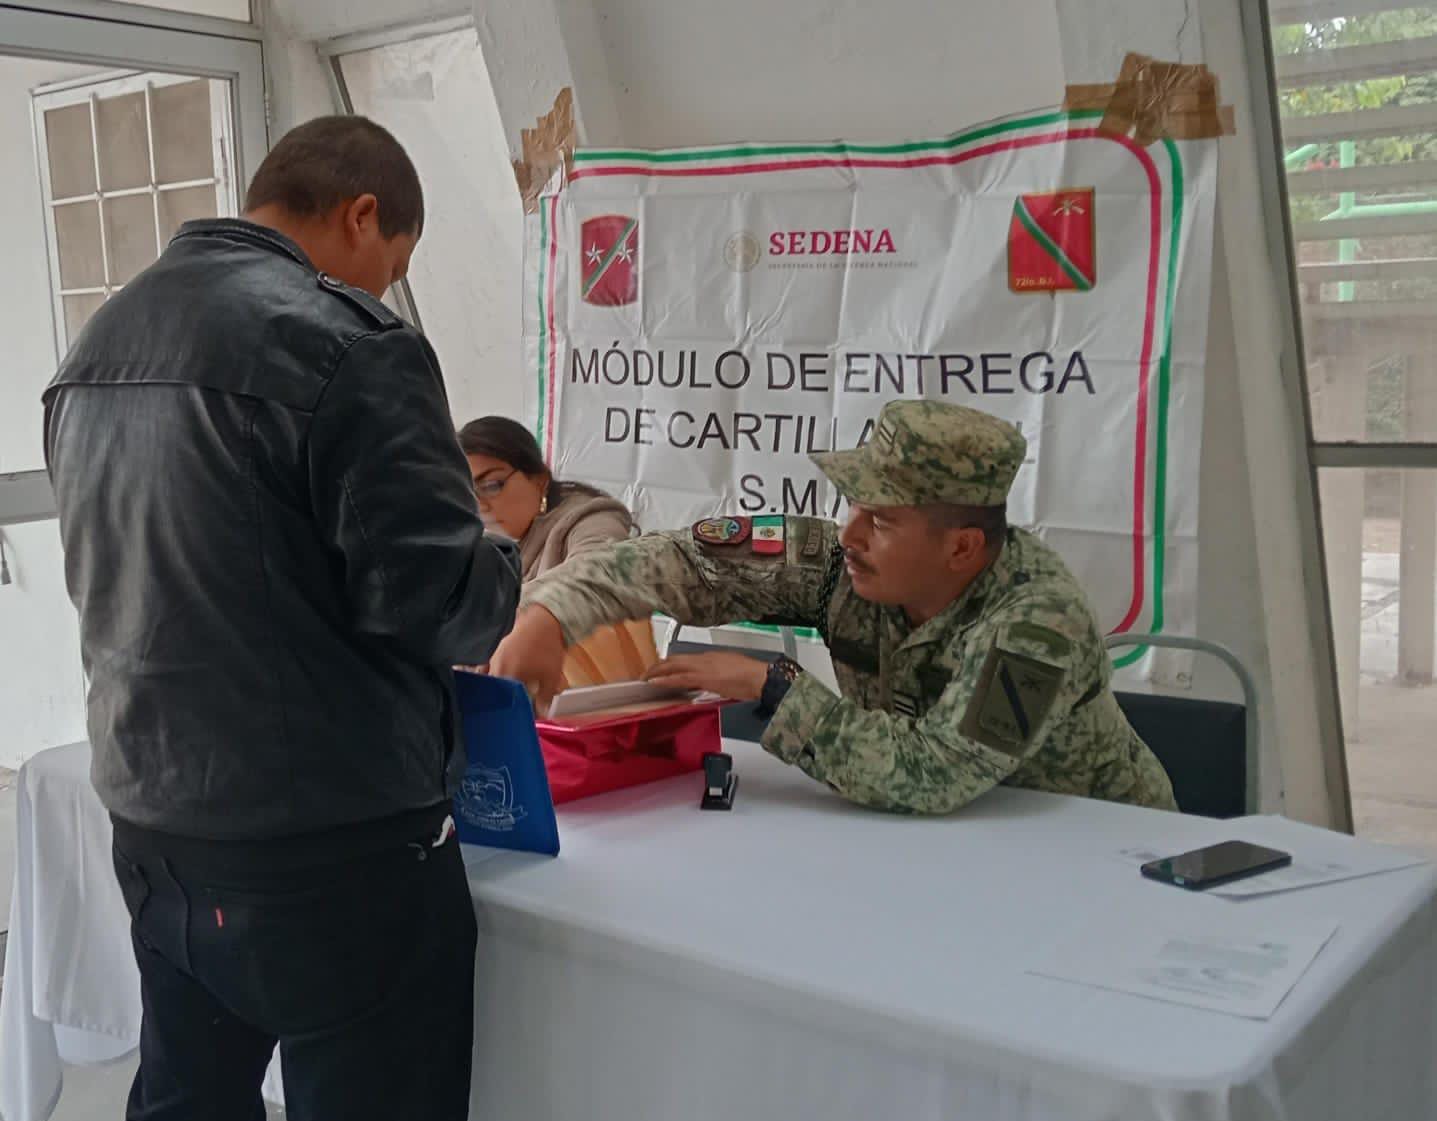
[493, 400, 1177, 814]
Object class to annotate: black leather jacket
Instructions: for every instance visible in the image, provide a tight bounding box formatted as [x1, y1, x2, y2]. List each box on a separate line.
[43, 220, 521, 840]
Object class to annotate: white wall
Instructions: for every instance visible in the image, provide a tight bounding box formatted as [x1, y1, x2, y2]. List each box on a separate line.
[511, 0, 1340, 819]
[262, 24, 332, 137]
[1199, 0, 1347, 826]
[261, 0, 1339, 818]
[1040, 0, 1339, 821]
[130, 0, 250, 19]
[519, 0, 1065, 686]
[0, 57, 110, 768]
[0, 57, 99, 475]
[339, 27, 525, 425]
[1054, 5, 1277, 719]
[266, 0, 464, 42]
[2, 0, 1337, 818]
[0, 521, 87, 768]
[263, 1, 525, 424]
[582, 0, 1064, 146]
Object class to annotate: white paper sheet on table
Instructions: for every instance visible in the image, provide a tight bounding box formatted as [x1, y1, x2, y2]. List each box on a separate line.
[1113, 840, 1429, 899]
[544, 681, 706, 719]
[1030, 917, 1340, 1020]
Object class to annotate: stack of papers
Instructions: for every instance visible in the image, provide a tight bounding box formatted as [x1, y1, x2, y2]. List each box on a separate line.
[544, 680, 710, 722]
[1029, 824, 1433, 1018]
[559, 619, 660, 688]
[545, 619, 705, 724]
[1030, 917, 1339, 1019]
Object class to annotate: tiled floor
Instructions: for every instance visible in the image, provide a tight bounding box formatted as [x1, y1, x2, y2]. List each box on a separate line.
[1351, 545, 1437, 860]
[1348, 682, 1437, 861]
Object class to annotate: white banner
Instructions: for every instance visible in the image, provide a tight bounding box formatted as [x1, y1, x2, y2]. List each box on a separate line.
[523, 108, 1217, 670]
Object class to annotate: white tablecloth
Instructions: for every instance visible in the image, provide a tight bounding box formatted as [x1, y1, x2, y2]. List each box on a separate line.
[0, 743, 281, 1121]
[464, 742, 1437, 1121]
[5, 741, 1435, 1121]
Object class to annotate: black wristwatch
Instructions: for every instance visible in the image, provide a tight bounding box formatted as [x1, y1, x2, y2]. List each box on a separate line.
[756, 656, 802, 718]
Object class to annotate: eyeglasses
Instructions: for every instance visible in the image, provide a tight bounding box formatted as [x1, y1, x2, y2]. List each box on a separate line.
[474, 469, 516, 501]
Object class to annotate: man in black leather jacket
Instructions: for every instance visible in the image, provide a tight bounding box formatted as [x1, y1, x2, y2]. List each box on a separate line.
[43, 116, 518, 1120]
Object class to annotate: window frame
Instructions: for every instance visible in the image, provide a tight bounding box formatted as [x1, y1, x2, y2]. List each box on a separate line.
[0, 4, 266, 526]
[1242, 0, 1437, 828]
[2, 1, 259, 38]
[1260, 3, 1437, 469]
[314, 11, 482, 333]
[32, 69, 237, 357]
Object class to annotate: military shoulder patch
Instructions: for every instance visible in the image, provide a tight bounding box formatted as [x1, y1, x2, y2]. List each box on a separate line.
[1003, 619, 1073, 661]
[786, 516, 835, 570]
[693, 516, 750, 546]
[960, 622, 1070, 756]
[892, 691, 920, 718]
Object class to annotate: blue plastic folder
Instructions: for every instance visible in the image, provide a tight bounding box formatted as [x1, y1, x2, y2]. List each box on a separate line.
[451, 672, 560, 856]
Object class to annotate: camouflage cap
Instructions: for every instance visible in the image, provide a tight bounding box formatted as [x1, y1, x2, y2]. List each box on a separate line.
[810, 400, 1026, 507]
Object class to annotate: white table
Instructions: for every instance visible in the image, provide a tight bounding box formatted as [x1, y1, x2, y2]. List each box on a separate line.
[0, 743, 281, 1121]
[0, 742, 135, 1121]
[464, 742, 1437, 1121]
[4, 742, 1435, 1121]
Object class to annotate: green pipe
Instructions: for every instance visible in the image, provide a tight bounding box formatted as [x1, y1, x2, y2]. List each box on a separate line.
[1285, 143, 1321, 168]
[1320, 200, 1437, 217]
[1338, 140, 1355, 302]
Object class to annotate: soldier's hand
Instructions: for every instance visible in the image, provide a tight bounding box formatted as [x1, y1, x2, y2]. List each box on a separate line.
[490, 606, 567, 713]
[643, 652, 769, 701]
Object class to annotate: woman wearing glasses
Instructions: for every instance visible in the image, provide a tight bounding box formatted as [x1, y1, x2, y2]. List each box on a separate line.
[458, 416, 634, 579]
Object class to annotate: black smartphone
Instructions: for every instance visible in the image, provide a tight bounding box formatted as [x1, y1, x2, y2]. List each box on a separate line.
[1140, 841, 1292, 890]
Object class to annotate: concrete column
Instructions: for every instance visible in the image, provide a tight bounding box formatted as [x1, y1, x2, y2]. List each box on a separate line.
[1310, 355, 1365, 736]
[1399, 366, 1437, 684]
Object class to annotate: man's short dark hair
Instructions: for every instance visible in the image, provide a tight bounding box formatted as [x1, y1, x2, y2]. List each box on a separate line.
[244, 116, 424, 238]
[924, 502, 1008, 549]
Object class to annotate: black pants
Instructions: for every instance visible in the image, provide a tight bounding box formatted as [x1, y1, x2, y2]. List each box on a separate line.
[110, 808, 477, 1121]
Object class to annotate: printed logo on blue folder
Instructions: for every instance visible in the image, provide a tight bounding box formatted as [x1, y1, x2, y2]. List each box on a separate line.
[457, 764, 528, 831]
[451, 673, 560, 856]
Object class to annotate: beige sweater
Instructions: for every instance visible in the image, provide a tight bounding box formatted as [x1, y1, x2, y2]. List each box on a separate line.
[519, 492, 634, 580]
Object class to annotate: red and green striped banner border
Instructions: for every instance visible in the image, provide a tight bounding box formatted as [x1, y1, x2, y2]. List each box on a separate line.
[533, 110, 1189, 668]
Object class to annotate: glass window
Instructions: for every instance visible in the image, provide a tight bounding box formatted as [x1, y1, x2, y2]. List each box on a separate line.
[1272, 4, 1437, 442]
[0, 58, 101, 474]
[1269, 3, 1437, 852]
[1321, 467, 1437, 858]
[120, 0, 251, 22]
[336, 27, 527, 424]
[0, 60, 241, 477]
[33, 72, 238, 352]
[0, 8, 266, 776]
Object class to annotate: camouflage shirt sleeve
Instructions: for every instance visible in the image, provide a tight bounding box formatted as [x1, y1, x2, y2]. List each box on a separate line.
[762, 591, 1102, 814]
[522, 517, 841, 646]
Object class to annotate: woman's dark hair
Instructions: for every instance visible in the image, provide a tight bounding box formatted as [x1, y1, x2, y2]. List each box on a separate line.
[456, 416, 605, 510]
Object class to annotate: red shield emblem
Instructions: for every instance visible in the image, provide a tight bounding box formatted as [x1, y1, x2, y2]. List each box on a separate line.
[580, 214, 639, 307]
[1008, 188, 1095, 293]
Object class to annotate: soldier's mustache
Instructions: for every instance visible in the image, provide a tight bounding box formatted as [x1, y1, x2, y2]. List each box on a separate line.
[843, 548, 873, 574]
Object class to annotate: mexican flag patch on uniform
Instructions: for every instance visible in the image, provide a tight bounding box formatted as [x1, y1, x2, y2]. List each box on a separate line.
[752, 515, 785, 555]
